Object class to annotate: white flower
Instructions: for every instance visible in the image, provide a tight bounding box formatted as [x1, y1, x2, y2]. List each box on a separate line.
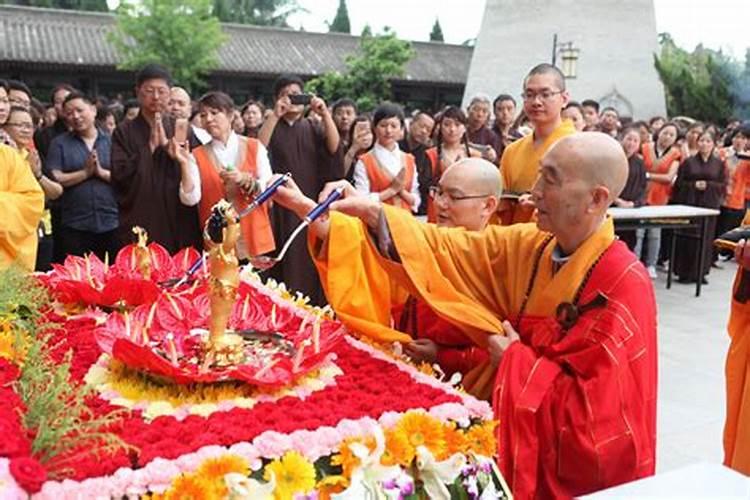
[331, 428, 401, 500]
[415, 445, 466, 500]
[225, 471, 275, 499]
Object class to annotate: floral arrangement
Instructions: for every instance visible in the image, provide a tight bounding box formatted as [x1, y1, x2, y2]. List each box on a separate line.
[0, 243, 509, 499]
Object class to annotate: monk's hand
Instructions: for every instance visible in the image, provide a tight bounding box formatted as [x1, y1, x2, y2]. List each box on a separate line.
[271, 174, 314, 216]
[488, 321, 520, 366]
[319, 180, 359, 203]
[167, 138, 189, 165]
[274, 96, 292, 118]
[27, 149, 42, 179]
[404, 339, 438, 364]
[149, 112, 168, 153]
[735, 239, 750, 271]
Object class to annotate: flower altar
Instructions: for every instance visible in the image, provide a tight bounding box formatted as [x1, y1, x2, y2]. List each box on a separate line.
[0, 222, 509, 499]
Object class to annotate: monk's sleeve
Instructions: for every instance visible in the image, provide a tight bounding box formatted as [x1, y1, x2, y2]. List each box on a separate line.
[378, 204, 518, 338]
[110, 126, 140, 190]
[308, 212, 412, 344]
[0, 148, 44, 270]
[724, 267, 750, 472]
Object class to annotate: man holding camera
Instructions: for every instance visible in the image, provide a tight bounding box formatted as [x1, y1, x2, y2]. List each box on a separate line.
[258, 74, 341, 306]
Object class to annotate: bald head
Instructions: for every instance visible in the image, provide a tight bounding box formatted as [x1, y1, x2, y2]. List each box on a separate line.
[443, 157, 502, 198]
[435, 158, 501, 231]
[547, 132, 628, 203]
[169, 87, 192, 119]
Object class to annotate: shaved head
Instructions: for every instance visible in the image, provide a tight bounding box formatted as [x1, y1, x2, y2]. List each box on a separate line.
[169, 87, 192, 119]
[533, 132, 628, 253]
[435, 158, 501, 231]
[547, 132, 628, 203]
[443, 157, 503, 198]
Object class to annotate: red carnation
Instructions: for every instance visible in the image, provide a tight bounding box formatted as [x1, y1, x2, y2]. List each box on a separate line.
[0, 358, 20, 385]
[9, 457, 47, 494]
[0, 432, 31, 458]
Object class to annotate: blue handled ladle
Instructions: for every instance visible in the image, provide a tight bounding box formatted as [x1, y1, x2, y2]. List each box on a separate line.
[246, 186, 345, 271]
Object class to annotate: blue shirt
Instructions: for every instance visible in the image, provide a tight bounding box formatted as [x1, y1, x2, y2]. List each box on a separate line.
[46, 129, 118, 233]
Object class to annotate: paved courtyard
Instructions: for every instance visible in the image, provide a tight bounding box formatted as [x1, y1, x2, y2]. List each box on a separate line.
[654, 261, 734, 472]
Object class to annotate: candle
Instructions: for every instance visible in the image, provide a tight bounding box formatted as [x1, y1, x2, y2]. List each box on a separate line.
[166, 333, 178, 365]
[312, 317, 320, 354]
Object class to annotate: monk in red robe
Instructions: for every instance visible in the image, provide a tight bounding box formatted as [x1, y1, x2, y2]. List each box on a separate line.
[272, 132, 657, 498]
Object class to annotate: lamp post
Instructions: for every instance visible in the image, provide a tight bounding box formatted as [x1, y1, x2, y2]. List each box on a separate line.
[551, 34, 580, 78]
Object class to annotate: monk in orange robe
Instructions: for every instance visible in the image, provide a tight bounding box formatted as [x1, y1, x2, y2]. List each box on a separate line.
[274, 132, 657, 498]
[298, 159, 500, 383]
[498, 63, 576, 225]
[0, 144, 44, 271]
[724, 223, 750, 475]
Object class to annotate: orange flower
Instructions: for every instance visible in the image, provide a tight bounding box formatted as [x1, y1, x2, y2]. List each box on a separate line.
[317, 474, 349, 500]
[195, 454, 249, 483]
[164, 474, 222, 500]
[331, 436, 376, 477]
[392, 411, 445, 461]
[382, 428, 412, 467]
[441, 422, 468, 458]
[465, 420, 498, 457]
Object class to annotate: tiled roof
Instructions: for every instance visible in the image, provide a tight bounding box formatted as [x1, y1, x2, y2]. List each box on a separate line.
[0, 5, 472, 85]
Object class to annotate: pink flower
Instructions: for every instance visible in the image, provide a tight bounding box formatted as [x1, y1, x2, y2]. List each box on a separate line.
[252, 431, 292, 459]
[0, 459, 27, 500]
[140, 458, 180, 492]
[378, 411, 402, 429]
[429, 403, 470, 426]
[174, 452, 205, 474]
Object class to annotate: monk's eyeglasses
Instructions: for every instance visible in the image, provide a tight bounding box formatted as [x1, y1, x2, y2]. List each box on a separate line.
[429, 186, 490, 203]
[521, 90, 563, 102]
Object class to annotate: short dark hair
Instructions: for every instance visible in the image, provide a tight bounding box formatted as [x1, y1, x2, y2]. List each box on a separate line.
[524, 63, 565, 91]
[648, 115, 666, 127]
[273, 74, 304, 100]
[0, 79, 7, 92]
[731, 125, 750, 140]
[493, 94, 516, 109]
[240, 99, 265, 115]
[7, 105, 31, 117]
[135, 64, 172, 88]
[581, 99, 599, 112]
[332, 98, 357, 114]
[372, 102, 405, 128]
[124, 99, 139, 113]
[63, 91, 95, 107]
[564, 101, 584, 113]
[198, 91, 235, 115]
[7, 80, 31, 99]
[601, 106, 619, 117]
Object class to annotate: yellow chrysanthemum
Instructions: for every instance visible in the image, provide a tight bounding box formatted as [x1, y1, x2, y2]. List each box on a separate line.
[382, 428, 414, 467]
[164, 473, 222, 500]
[317, 475, 349, 500]
[441, 422, 468, 458]
[392, 411, 445, 461]
[0, 331, 15, 361]
[195, 454, 249, 483]
[331, 436, 376, 477]
[465, 421, 498, 457]
[264, 450, 316, 500]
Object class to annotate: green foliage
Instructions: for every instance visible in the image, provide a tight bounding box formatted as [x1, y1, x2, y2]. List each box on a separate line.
[108, 0, 227, 92]
[328, 0, 350, 34]
[307, 27, 415, 112]
[654, 33, 746, 124]
[0, 268, 130, 479]
[212, 0, 302, 26]
[429, 18, 444, 43]
[0, 0, 108, 12]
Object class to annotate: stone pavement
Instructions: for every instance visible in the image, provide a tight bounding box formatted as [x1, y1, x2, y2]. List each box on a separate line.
[654, 261, 735, 472]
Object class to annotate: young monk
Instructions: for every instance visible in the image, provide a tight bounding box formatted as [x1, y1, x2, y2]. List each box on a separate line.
[273, 132, 657, 498]
[498, 64, 576, 225]
[352, 103, 420, 213]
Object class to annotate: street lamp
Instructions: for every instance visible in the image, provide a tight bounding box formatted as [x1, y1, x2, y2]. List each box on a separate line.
[551, 34, 580, 79]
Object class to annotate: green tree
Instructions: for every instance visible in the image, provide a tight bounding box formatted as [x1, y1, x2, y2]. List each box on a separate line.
[108, 0, 226, 93]
[654, 33, 740, 124]
[306, 27, 414, 111]
[0, 0, 108, 11]
[212, 0, 301, 26]
[328, 0, 350, 34]
[429, 18, 444, 42]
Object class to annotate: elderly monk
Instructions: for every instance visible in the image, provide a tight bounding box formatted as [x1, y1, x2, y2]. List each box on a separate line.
[275, 132, 657, 498]
[0, 144, 44, 271]
[274, 158, 501, 381]
[499, 63, 576, 225]
[724, 230, 750, 475]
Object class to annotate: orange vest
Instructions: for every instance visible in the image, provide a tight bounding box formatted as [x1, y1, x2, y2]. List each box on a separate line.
[426, 147, 439, 222]
[360, 149, 416, 211]
[193, 137, 275, 256]
[643, 143, 681, 206]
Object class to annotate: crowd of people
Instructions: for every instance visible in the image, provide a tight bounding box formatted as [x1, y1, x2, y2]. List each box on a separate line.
[2, 61, 750, 497]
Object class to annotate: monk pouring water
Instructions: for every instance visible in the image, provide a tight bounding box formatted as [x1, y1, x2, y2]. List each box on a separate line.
[272, 132, 658, 498]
